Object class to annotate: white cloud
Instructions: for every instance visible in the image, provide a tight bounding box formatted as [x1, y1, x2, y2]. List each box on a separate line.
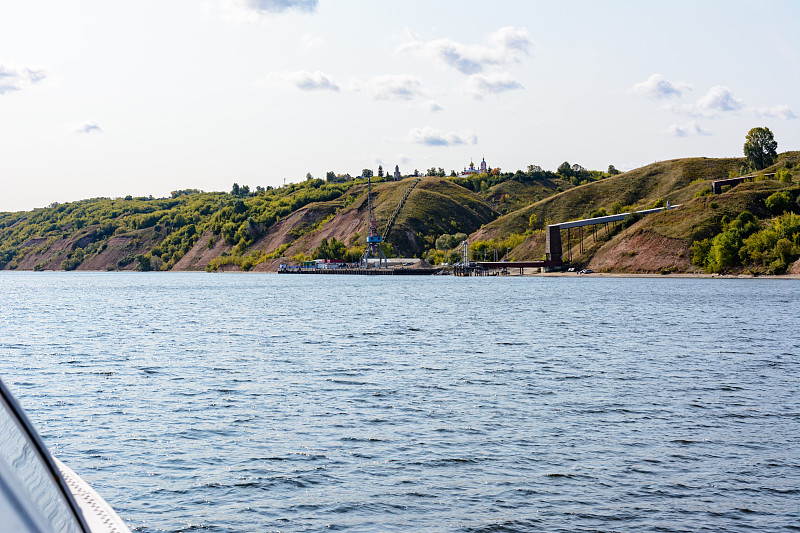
[667, 120, 711, 137]
[72, 120, 102, 134]
[361, 74, 424, 101]
[666, 85, 744, 117]
[261, 70, 339, 91]
[262, 72, 432, 101]
[423, 100, 443, 112]
[0, 64, 46, 95]
[754, 104, 796, 120]
[397, 26, 532, 75]
[402, 127, 477, 147]
[694, 85, 742, 114]
[216, 0, 317, 23]
[301, 32, 324, 50]
[349, 154, 386, 169]
[635, 77, 792, 123]
[631, 74, 691, 99]
[464, 72, 523, 98]
[245, 0, 317, 12]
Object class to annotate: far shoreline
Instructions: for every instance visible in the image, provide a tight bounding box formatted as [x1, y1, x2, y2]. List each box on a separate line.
[2, 269, 799, 280]
[525, 271, 800, 280]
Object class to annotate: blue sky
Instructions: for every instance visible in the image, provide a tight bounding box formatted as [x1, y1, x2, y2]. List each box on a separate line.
[1, 0, 798, 212]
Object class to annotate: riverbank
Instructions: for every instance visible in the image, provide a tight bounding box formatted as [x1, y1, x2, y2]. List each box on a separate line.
[512, 269, 800, 279]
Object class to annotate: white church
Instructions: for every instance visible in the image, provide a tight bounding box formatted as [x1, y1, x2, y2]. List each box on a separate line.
[458, 157, 490, 177]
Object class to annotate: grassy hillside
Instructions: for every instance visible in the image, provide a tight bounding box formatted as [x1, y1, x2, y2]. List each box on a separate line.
[473, 156, 748, 243]
[0, 175, 498, 271]
[0, 180, 355, 271]
[243, 177, 499, 265]
[386, 178, 498, 254]
[2, 153, 797, 273]
[585, 179, 800, 274]
[484, 178, 574, 213]
[467, 152, 800, 273]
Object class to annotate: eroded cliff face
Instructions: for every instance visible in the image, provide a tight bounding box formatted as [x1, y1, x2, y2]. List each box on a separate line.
[587, 230, 696, 274]
[172, 201, 340, 271]
[5, 226, 165, 272]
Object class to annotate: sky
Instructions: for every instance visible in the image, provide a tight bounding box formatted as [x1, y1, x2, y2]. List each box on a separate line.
[1, 0, 798, 212]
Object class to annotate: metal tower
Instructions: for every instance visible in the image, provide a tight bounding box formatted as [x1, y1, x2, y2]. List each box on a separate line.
[460, 240, 470, 265]
[360, 175, 388, 268]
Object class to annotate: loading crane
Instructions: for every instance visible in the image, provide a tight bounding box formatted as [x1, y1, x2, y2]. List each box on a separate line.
[359, 175, 388, 268]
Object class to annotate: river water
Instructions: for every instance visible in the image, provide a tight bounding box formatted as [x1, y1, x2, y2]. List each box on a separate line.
[0, 272, 797, 532]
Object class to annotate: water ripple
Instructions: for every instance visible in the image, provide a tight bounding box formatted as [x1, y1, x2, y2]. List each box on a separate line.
[0, 272, 798, 533]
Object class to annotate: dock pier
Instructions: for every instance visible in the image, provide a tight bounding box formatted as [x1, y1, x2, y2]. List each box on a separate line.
[454, 260, 562, 276]
[278, 266, 440, 276]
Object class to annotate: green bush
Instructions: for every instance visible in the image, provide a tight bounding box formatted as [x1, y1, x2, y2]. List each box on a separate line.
[425, 248, 445, 265]
[60, 257, 81, 271]
[435, 233, 468, 251]
[470, 234, 526, 260]
[621, 212, 642, 229]
[691, 239, 712, 268]
[765, 191, 792, 215]
[266, 243, 291, 259]
[776, 168, 792, 182]
[135, 254, 152, 271]
[739, 228, 778, 264]
[776, 238, 793, 265]
[695, 211, 799, 274]
[775, 211, 800, 239]
[221, 222, 238, 245]
[312, 237, 348, 260]
[691, 211, 759, 273]
[609, 201, 625, 215]
[706, 231, 740, 272]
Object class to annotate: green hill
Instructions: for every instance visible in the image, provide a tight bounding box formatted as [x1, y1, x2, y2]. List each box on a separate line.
[0, 181, 354, 272]
[472, 156, 748, 242]
[382, 177, 499, 254]
[1, 153, 798, 274]
[483, 176, 574, 214]
[474, 152, 800, 274]
[0, 175, 500, 271]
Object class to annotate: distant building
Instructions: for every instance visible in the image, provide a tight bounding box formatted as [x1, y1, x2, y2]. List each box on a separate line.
[458, 157, 489, 177]
[393, 165, 402, 181]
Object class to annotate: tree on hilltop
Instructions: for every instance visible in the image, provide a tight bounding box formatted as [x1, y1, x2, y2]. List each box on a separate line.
[744, 127, 778, 171]
[557, 162, 572, 177]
